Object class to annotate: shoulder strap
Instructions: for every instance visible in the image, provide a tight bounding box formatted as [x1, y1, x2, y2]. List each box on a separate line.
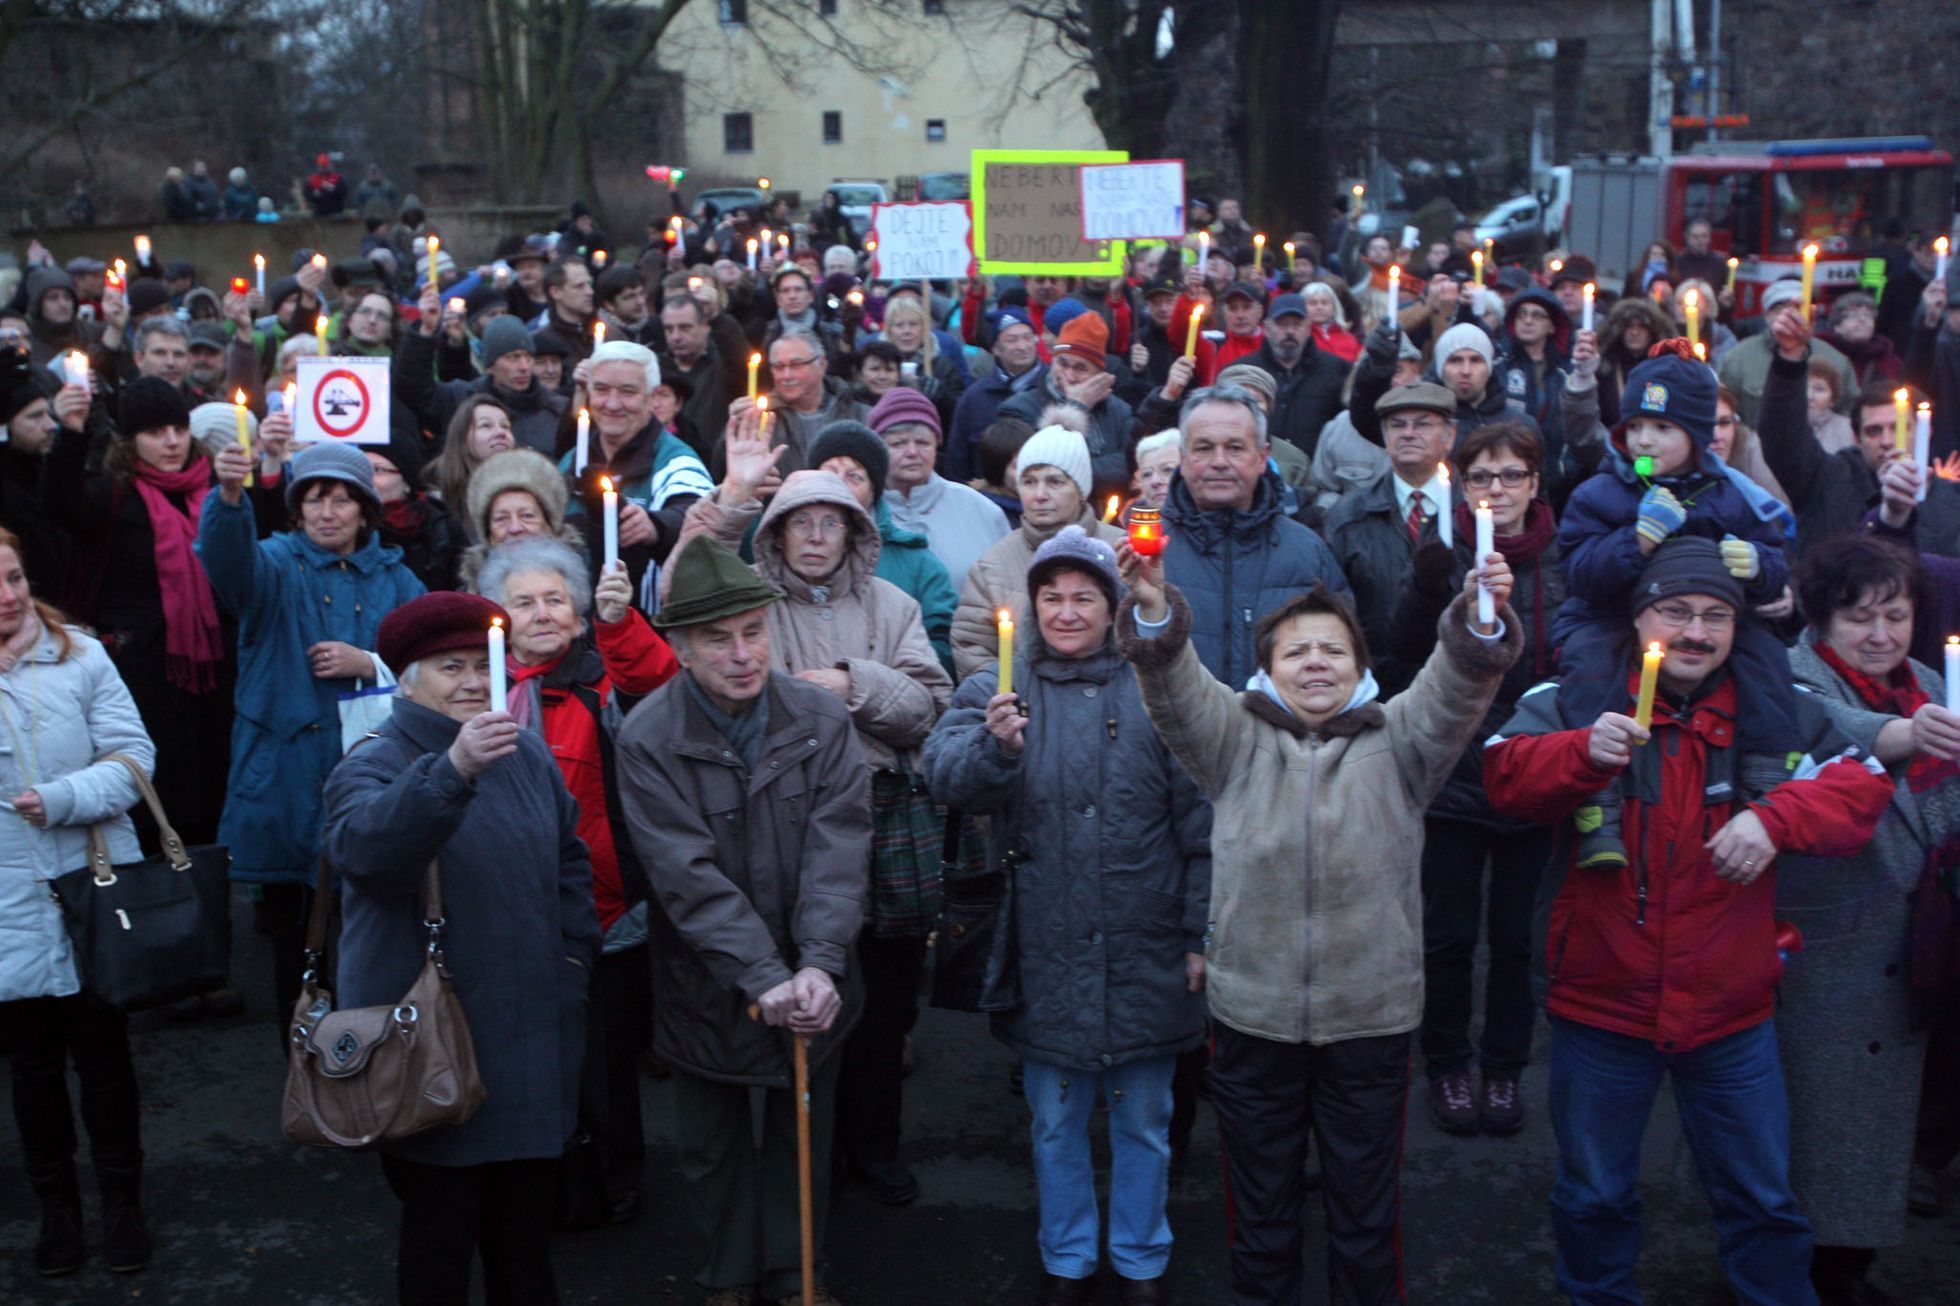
[95, 752, 189, 872]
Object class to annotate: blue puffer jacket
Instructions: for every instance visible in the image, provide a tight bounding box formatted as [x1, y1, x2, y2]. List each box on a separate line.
[1159, 470, 1351, 688]
[195, 493, 425, 884]
[922, 632, 1211, 1071]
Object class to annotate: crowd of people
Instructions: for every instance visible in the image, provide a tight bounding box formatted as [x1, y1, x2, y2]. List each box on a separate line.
[0, 167, 1958, 1306]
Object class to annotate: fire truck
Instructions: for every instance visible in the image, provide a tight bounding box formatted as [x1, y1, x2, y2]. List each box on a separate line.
[1567, 136, 1954, 315]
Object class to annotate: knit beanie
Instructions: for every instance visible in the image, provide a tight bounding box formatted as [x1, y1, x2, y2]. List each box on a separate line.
[188, 400, 256, 458]
[1434, 322, 1494, 367]
[480, 316, 536, 368]
[1632, 536, 1744, 617]
[1760, 278, 1805, 313]
[267, 275, 303, 313]
[1042, 298, 1089, 333]
[1051, 312, 1111, 364]
[1619, 347, 1717, 454]
[125, 278, 173, 320]
[1014, 424, 1093, 500]
[807, 421, 890, 500]
[377, 592, 510, 676]
[866, 386, 942, 440]
[1027, 524, 1121, 610]
[118, 377, 190, 437]
[286, 440, 380, 514]
[464, 282, 508, 324]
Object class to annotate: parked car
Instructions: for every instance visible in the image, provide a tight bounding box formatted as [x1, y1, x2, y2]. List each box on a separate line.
[917, 171, 969, 202]
[826, 180, 889, 239]
[1474, 193, 1550, 262]
[696, 186, 770, 221]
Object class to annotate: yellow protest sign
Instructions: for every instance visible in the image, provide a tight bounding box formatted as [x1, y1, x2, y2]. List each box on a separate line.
[970, 148, 1128, 275]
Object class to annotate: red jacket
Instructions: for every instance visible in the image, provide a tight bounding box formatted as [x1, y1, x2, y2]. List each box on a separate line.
[1484, 669, 1891, 1052]
[512, 612, 679, 931]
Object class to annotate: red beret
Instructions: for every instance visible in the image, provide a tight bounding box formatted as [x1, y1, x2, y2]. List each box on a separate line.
[376, 592, 510, 676]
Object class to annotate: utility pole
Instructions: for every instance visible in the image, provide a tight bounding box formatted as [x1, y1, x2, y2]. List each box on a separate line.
[1649, 0, 1675, 159]
[1707, 0, 1723, 143]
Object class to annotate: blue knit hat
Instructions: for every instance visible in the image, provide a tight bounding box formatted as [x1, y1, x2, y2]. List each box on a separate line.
[1042, 297, 1089, 333]
[1027, 524, 1120, 609]
[1619, 348, 1717, 455]
[286, 440, 380, 513]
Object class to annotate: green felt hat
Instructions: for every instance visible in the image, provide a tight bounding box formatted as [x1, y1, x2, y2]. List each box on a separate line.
[652, 534, 783, 630]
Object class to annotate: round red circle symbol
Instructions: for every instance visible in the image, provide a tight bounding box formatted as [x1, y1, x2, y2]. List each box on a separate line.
[311, 369, 371, 439]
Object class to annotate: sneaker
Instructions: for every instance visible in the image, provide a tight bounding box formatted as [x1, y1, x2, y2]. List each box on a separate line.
[1429, 1071, 1479, 1135]
[1479, 1076, 1525, 1135]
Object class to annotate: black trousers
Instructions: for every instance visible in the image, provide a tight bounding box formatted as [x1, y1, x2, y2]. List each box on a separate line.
[1915, 980, 1960, 1171]
[1418, 817, 1552, 1082]
[0, 993, 142, 1186]
[837, 931, 928, 1165]
[379, 1154, 559, 1306]
[257, 882, 311, 1040]
[1210, 1024, 1410, 1306]
[584, 943, 652, 1198]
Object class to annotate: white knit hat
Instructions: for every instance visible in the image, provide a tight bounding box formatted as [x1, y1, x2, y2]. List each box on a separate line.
[1434, 322, 1494, 367]
[1015, 424, 1093, 500]
[188, 400, 256, 458]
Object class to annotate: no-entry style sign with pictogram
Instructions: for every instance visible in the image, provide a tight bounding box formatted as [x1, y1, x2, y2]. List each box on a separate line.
[295, 355, 391, 445]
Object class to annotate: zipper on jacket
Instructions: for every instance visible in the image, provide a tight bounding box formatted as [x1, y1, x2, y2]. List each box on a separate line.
[1221, 545, 1236, 683]
[1635, 804, 1650, 927]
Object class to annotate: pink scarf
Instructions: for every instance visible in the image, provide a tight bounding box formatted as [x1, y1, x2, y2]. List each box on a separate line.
[131, 456, 223, 693]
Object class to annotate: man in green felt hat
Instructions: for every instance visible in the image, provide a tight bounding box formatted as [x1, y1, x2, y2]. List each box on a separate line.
[614, 534, 869, 1306]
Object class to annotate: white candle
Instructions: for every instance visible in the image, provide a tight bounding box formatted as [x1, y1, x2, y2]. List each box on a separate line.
[253, 253, 265, 297]
[575, 407, 591, 476]
[1946, 637, 1960, 715]
[746, 238, 758, 272]
[1435, 464, 1453, 550]
[1917, 403, 1933, 503]
[1581, 282, 1596, 334]
[602, 476, 620, 572]
[1474, 500, 1495, 627]
[1936, 237, 1950, 285]
[487, 618, 508, 713]
[64, 350, 89, 391]
[1386, 266, 1400, 323]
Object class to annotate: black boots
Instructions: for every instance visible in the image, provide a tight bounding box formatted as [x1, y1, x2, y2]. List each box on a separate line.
[27, 1162, 84, 1277]
[97, 1160, 151, 1275]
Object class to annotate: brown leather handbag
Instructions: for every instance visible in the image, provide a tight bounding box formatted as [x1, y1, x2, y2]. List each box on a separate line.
[280, 857, 486, 1148]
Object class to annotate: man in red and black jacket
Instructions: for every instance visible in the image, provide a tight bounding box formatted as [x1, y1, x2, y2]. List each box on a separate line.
[1484, 535, 1892, 1305]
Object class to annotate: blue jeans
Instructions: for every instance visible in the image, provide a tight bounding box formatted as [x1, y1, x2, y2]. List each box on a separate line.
[1023, 1055, 1176, 1280]
[1547, 1016, 1816, 1305]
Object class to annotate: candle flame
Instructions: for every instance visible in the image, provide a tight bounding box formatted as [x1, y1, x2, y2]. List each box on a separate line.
[1191, 303, 1204, 322]
[593, 321, 605, 344]
[1802, 243, 1819, 260]
[1694, 342, 1707, 360]
[1684, 289, 1698, 309]
[599, 475, 614, 493]
[1728, 256, 1740, 268]
[1437, 462, 1449, 482]
[1939, 237, 1951, 256]
[1921, 402, 1933, 415]
[996, 608, 1012, 626]
[1254, 233, 1266, 246]
[113, 258, 125, 276]
[254, 253, 265, 269]
[750, 351, 762, 366]
[427, 235, 439, 252]
[1283, 241, 1295, 254]
[1105, 494, 1120, 521]
[747, 238, 758, 251]
[579, 406, 590, 423]
[233, 388, 248, 406]
[1471, 251, 1483, 266]
[1583, 282, 1596, 298]
[447, 297, 465, 315]
[1479, 499, 1489, 510]
[1389, 265, 1400, 282]
[1550, 259, 1564, 272]
[1897, 388, 1911, 405]
[1949, 636, 1959, 648]
[1648, 641, 1663, 654]
[755, 395, 769, 413]
[491, 617, 503, 631]
[1351, 185, 1364, 197]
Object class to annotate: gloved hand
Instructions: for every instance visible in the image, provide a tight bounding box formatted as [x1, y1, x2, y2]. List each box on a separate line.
[1720, 533, 1761, 581]
[1365, 318, 1401, 365]
[1634, 486, 1687, 547]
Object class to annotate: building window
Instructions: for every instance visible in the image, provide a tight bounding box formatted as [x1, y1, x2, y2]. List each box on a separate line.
[822, 111, 842, 144]
[925, 119, 947, 143]
[719, 0, 747, 23]
[819, 0, 837, 13]
[724, 112, 754, 154]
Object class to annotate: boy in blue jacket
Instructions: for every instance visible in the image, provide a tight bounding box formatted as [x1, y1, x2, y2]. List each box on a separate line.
[1553, 342, 1796, 869]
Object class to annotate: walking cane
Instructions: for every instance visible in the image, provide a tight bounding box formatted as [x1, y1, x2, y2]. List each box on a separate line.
[752, 1003, 817, 1306]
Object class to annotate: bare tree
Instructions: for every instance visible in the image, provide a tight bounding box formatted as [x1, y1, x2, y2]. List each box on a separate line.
[1009, 1, 1230, 160]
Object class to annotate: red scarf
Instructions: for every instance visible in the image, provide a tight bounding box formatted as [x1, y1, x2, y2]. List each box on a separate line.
[505, 648, 566, 731]
[1453, 498, 1558, 676]
[131, 456, 222, 693]
[1813, 641, 1957, 794]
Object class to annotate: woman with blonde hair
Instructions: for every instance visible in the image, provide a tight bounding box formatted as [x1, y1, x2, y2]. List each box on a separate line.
[880, 293, 964, 432]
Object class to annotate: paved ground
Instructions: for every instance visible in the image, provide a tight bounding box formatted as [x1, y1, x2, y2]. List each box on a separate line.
[3, 895, 1958, 1304]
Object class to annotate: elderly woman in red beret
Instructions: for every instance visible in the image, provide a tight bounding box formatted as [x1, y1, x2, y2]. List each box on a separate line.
[322, 590, 599, 1305]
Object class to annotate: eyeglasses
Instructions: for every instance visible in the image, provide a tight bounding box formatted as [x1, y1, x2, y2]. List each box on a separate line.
[1649, 602, 1735, 630]
[1464, 468, 1533, 489]
[773, 354, 822, 370]
[784, 513, 848, 538]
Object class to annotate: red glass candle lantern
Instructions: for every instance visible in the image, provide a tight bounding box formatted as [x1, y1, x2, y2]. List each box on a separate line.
[1128, 506, 1165, 558]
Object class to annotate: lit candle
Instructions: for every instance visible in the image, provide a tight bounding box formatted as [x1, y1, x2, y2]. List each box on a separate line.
[1197, 230, 1209, 266]
[760, 227, 773, 256]
[593, 320, 606, 348]
[283, 382, 296, 416]
[1253, 233, 1266, 267]
[779, 233, 790, 255]
[575, 407, 591, 476]
[487, 618, 508, 713]
[1917, 403, 1933, 502]
[601, 475, 619, 572]
[1684, 288, 1700, 346]
[311, 253, 327, 274]
[746, 238, 758, 272]
[233, 389, 255, 488]
[253, 253, 266, 297]
[314, 314, 329, 356]
[1283, 241, 1297, 275]
[1633, 642, 1664, 733]
[1694, 342, 1707, 361]
[1549, 259, 1564, 274]
[134, 234, 151, 264]
[63, 350, 89, 393]
[1474, 499, 1495, 628]
[425, 235, 440, 293]
[1935, 236, 1951, 284]
[1947, 637, 1960, 714]
[996, 609, 1014, 698]
[447, 296, 465, 319]
[668, 216, 683, 245]
[1725, 256, 1739, 293]
[747, 351, 762, 400]
[1471, 250, 1485, 288]
[1799, 243, 1819, 318]
[1895, 388, 1911, 452]
[593, 249, 608, 269]
[755, 395, 771, 443]
[111, 258, 126, 286]
[1435, 464, 1453, 549]
[1102, 494, 1119, 525]
[758, 176, 771, 190]
[1386, 265, 1400, 322]
[1581, 282, 1596, 333]
[1482, 237, 1495, 268]
[1127, 506, 1164, 558]
[1350, 184, 1364, 218]
[1184, 303, 1204, 358]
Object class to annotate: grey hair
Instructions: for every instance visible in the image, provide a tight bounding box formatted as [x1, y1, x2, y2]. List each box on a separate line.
[277, 334, 315, 371]
[475, 537, 593, 617]
[588, 340, 661, 394]
[134, 316, 189, 348]
[1134, 429, 1181, 463]
[1178, 384, 1269, 447]
[396, 661, 420, 693]
[1301, 281, 1347, 329]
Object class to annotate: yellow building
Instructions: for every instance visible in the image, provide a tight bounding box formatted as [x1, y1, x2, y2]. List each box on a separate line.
[659, 0, 1107, 194]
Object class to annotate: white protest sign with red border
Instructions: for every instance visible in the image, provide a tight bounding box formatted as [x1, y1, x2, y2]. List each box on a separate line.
[295, 355, 391, 446]
[869, 201, 976, 282]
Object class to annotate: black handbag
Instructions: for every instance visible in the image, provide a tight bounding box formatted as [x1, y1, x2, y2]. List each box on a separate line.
[50, 753, 232, 1012]
[928, 817, 1020, 1014]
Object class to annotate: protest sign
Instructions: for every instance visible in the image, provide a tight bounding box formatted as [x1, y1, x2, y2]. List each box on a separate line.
[295, 355, 390, 445]
[1078, 160, 1186, 240]
[869, 201, 975, 281]
[970, 148, 1127, 275]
